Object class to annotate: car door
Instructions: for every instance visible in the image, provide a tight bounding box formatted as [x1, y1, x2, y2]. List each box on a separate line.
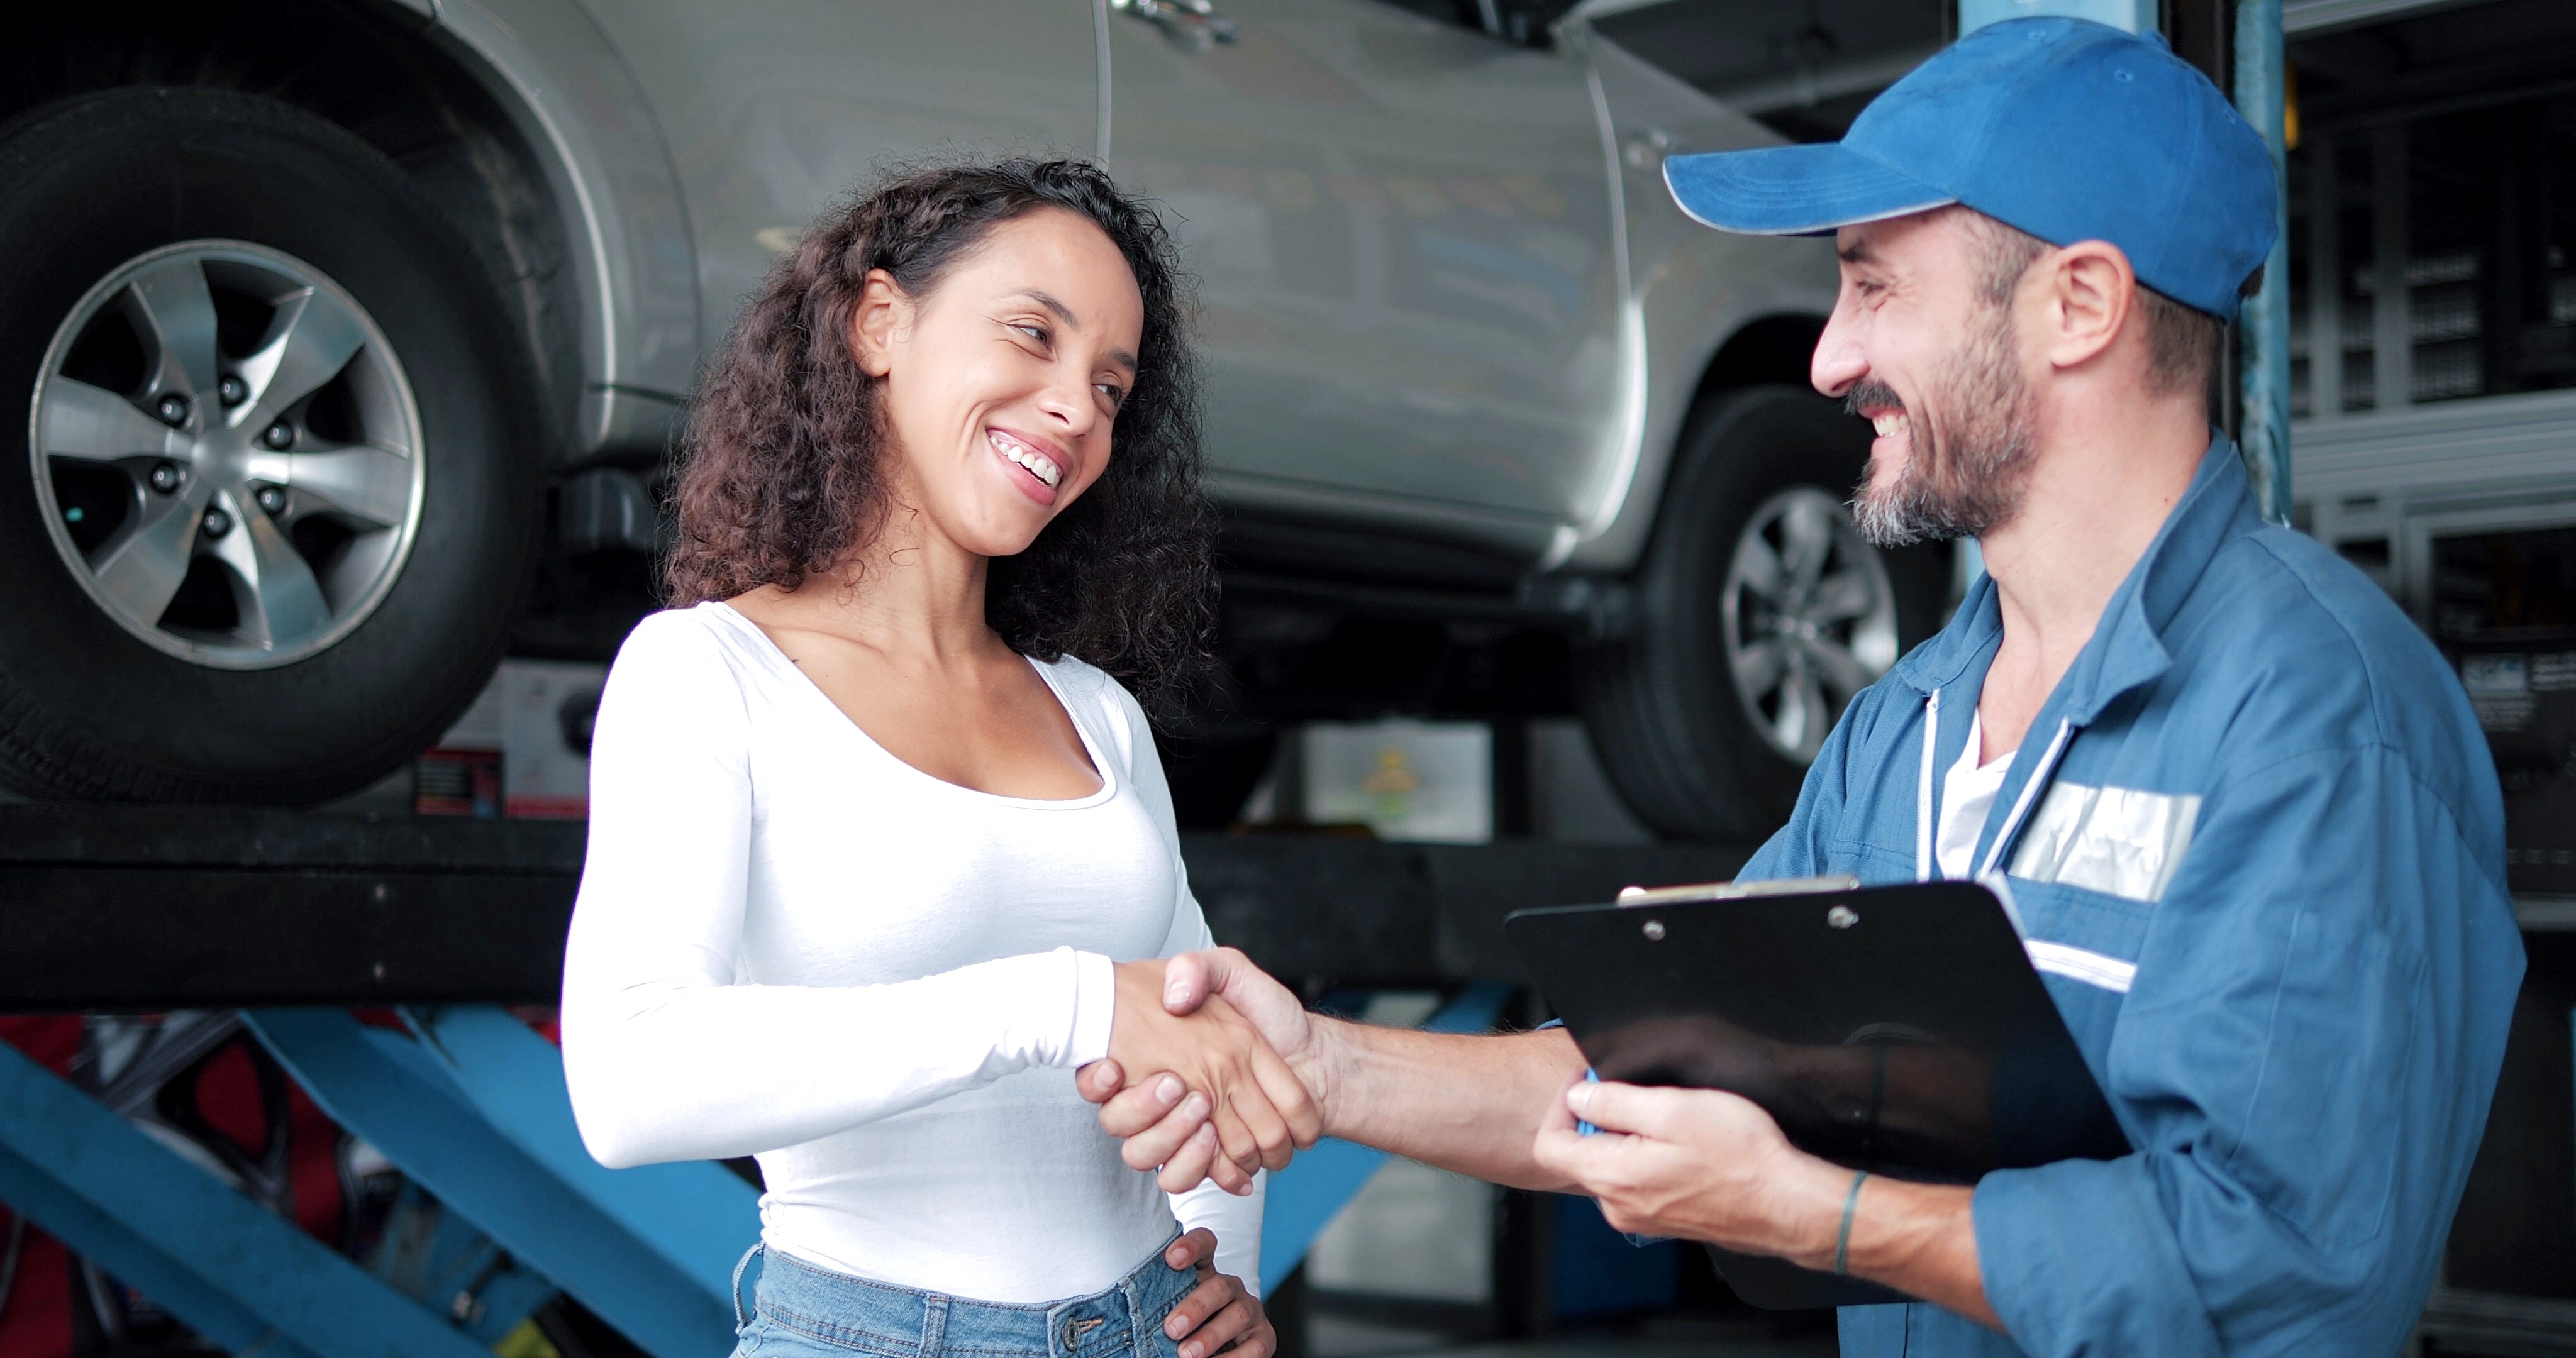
[577, 0, 1104, 358]
[1107, 0, 1623, 534]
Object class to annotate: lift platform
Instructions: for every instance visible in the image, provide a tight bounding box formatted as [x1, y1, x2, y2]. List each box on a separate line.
[0, 804, 1749, 1357]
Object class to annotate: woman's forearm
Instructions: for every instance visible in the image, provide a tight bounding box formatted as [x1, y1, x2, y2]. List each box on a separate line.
[562, 946, 1110, 1166]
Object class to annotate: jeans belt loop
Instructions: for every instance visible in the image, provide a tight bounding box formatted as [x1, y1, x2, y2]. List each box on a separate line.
[920, 1291, 949, 1358]
[730, 1242, 765, 1330]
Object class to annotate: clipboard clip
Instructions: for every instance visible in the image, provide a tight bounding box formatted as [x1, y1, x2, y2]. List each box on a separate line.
[1613, 874, 1862, 907]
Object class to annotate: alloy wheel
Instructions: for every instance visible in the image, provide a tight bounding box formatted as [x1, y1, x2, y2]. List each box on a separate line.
[29, 240, 424, 669]
[1719, 486, 1901, 763]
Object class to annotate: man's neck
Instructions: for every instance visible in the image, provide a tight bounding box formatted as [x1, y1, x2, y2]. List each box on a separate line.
[1972, 391, 2207, 758]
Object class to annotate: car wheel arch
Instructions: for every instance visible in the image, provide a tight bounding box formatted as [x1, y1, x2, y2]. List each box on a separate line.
[1, 0, 691, 468]
[1558, 309, 1831, 577]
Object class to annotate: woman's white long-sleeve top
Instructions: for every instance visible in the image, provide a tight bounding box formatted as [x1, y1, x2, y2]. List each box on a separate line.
[560, 602, 1260, 1303]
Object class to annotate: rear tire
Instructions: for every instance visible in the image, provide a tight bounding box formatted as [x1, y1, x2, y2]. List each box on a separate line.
[1578, 386, 1948, 842]
[0, 89, 540, 803]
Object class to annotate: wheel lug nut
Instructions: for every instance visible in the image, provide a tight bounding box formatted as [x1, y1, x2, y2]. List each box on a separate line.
[200, 506, 233, 539]
[155, 394, 189, 427]
[255, 485, 287, 516]
[147, 461, 183, 495]
[218, 375, 248, 407]
[260, 420, 294, 450]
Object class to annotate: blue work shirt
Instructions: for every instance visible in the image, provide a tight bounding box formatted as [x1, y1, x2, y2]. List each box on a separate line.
[1736, 436, 2524, 1357]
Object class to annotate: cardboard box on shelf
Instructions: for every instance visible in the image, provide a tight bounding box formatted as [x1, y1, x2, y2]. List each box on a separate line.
[414, 677, 504, 817]
[498, 660, 606, 820]
[414, 660, 605, 819]
[1301, 720, 1493, 844]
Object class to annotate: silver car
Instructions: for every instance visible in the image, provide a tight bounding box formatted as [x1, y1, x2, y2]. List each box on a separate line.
[2, 0, 1944, 837]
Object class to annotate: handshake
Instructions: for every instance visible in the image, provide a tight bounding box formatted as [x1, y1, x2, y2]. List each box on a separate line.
[1078, 949, 1331, 1195]
[1074, 946, 1997, 1331]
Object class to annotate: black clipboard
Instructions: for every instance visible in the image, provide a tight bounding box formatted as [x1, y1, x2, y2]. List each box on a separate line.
[1506, 877, 2130, 1310]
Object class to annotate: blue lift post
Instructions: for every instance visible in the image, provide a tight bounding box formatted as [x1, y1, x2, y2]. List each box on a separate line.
[2233, 0, 2295, 526]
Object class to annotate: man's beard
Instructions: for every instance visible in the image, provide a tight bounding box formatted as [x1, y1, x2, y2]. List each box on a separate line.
[1845, 304, 2038, 549]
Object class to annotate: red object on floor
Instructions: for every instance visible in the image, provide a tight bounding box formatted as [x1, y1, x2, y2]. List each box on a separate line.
[511, 1005, 562, 1046]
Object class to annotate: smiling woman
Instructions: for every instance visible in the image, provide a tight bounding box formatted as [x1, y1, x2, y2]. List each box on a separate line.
[561, 159, 1306, 1358]
[665, 158, 1214, 714]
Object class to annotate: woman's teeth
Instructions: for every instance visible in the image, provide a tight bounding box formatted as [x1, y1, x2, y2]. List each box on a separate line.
[990, 431, 1062, 489]
[1872, 412, 1907, 439]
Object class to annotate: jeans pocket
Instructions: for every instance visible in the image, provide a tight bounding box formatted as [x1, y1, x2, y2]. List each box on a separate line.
[737, 1313, 863, 1358]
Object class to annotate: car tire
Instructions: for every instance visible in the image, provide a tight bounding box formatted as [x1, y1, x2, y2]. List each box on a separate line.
[1578, 385, 1948, 842]
[0, 88, 540, 803]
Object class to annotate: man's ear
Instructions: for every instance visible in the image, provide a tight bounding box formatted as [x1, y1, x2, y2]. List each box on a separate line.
[2038, 240, 2136, 374]
[848, 268, 910, 378]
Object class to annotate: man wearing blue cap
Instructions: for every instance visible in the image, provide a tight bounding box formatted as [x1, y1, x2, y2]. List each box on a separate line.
[1085, 18, 2523, 1355]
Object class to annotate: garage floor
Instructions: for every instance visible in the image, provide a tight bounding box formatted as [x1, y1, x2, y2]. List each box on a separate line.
[1414, 1339, 1839, 1358]
[1314, 1315, 1839, 1358]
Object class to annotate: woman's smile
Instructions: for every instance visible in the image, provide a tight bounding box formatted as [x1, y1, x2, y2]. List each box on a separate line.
[989, 424, 1070, 503]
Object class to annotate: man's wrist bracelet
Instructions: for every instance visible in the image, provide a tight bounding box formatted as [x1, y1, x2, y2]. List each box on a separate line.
[1833, 1169, 1868, 1276]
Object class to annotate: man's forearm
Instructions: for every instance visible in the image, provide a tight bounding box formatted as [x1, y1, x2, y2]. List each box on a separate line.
[1310, 1020, 1585, 1190]
[1846, 1179, 1994, 1327]
[1763, 1155, 1997, 1328]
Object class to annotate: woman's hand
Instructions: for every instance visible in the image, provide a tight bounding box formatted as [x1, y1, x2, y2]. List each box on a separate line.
[1161, 1229, 1274, 1358]
[1106, 960, 1319, 1190]
[1084, 949, 1330, 1193]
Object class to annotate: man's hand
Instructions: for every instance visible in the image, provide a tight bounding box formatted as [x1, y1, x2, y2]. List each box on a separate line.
[1531, 1078, 1997, 1327]
[1096, 959, 1320, 1193]
[1081, 949, 1331, 1192]
[1531, 1076, 1840, 1259]
[1160, 1228, 1273, 1358]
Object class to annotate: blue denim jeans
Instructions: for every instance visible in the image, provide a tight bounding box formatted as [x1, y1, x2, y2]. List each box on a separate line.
[730, 1237, 1192, 1358]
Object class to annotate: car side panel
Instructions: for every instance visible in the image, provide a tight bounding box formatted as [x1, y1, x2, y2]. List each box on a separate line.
[1559, 27, 1841, 574]
[577, 0, 1102, 363]
[437, 0, 706, 458]
[1109, 0, 1621, 539]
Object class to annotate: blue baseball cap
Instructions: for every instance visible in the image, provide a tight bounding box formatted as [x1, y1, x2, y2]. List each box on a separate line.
[1662, 16, 2276, 320]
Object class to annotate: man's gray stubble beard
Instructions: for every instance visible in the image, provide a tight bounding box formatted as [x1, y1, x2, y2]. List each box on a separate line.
[1846, 301, 2040, 549]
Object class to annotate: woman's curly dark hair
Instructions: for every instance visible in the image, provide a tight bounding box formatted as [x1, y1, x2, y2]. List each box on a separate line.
[665, 157, 1214, 716]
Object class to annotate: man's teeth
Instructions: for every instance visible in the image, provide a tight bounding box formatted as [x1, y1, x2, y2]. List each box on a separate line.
[992, 433, 1062, 489]
[1872, 412, 1907, 438]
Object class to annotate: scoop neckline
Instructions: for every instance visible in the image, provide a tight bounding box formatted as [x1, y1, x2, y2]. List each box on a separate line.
[703, 601, 1118, 810]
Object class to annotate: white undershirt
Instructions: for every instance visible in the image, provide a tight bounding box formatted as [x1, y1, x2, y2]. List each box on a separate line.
[560, 602, 1260, 1303]
[1935, 709, 2016, 881]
